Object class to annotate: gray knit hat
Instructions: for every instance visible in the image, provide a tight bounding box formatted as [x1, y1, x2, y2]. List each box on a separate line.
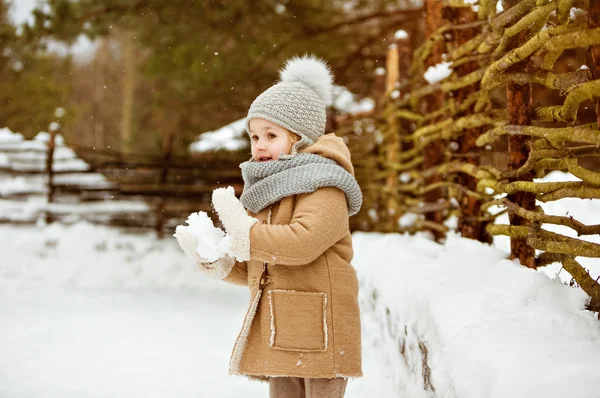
[246, 54, 334, 153]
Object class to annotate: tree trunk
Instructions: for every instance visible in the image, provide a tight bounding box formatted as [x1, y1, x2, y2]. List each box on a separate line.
[504, 0, 536, 268]
[423, 0, 446, 241]
[589, 0, 600, 128]
[121, 32, 135, 152]
[453, 8, 491, 243]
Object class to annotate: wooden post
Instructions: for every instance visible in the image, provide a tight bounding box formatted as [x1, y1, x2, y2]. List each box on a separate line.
[155, 131, 175, 238]
[120, 31, 135, 153]
[45, 127, 58, 224]
[385, 44, 400, 231]
[504, 0, 536, 268]
[423, 0, 446, 241]
[589, 0, 600, 128]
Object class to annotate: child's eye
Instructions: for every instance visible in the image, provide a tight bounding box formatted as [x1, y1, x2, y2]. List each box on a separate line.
[251, 135, 258, 141]
[268, 133, 276, 139]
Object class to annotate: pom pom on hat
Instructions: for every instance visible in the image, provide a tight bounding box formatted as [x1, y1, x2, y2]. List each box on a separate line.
[279, 54, 334, 105]
[246, 53, 334, 150]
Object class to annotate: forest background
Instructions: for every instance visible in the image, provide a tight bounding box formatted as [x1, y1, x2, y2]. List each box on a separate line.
[1, 0, 422, 155]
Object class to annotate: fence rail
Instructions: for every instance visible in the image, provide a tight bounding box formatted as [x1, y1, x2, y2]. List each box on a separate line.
[0, 128, 247, 236]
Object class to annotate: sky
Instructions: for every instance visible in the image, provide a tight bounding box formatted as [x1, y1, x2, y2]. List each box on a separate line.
[7, 0, 37, 26]
[8, 0, 98, 64]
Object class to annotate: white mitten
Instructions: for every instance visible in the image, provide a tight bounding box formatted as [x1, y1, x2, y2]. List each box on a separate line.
[174, 226, 236, 279]
[212, 186, 258, 262]
[174, 226, 209, 263]
[202, 255, 236, 279]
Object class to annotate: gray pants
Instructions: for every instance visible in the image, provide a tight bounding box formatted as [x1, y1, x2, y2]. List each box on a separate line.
[269, 377, 348, 398]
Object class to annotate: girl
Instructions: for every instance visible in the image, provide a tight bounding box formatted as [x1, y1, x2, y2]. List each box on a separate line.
[176, 55, 363, 397]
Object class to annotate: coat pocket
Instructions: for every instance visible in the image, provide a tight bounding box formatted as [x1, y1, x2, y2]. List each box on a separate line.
[268, 290, 328, 352]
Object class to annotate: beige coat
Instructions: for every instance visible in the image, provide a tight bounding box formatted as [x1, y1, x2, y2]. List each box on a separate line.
[224, 134, 362, 380]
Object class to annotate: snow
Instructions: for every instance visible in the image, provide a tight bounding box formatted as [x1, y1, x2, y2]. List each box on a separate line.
[331, 85, 375, 114]
[398, 212, 419, 228]
[189, 119, 248, 153]
[7, 0, 36, 27]
[0, 221, 387, 397]
[394, 30, 409, 40]
[0, 128, 89, 172]
[569, 7, 587, 21]
[424, 61, 453, 84]
[0, 223, 264, 397]
[354, 231, 600, 398]
[2, 219, 598, 397]
[0, 126, 25, 143]
[174, 211, 231, 262]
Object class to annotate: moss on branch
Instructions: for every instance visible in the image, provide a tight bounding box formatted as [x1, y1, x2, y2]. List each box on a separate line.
[476, 124, 600, 148]
[535, 79, 600, 123]
[502, 198, 600, 235]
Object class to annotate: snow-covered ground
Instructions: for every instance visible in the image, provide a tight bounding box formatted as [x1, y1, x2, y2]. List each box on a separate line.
[2, 215, 599, 397]
[356, 231, 600, 398]
[0, 222, 393, 397]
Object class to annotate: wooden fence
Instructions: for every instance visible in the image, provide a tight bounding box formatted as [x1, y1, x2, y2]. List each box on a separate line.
[333, 0, 600, 313]
[0, 127, 246, 237]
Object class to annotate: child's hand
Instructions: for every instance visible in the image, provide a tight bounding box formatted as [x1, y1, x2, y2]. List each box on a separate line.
[174, 226, 211, 263]
[212, 186, 258, 262]
[174, 226, 236, 279]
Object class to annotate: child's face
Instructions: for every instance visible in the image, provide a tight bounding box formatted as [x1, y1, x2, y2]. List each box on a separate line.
[248, 118, 297, 162]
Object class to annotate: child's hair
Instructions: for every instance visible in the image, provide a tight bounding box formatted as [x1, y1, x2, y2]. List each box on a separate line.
[286, 131, 300, 153]
[287, 131, 300, 144]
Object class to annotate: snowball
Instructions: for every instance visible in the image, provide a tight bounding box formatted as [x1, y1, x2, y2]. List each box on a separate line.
[176, 211, 231, 262]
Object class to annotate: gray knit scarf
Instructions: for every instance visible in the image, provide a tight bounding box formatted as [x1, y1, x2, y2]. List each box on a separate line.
[239, 153, 362, 216]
